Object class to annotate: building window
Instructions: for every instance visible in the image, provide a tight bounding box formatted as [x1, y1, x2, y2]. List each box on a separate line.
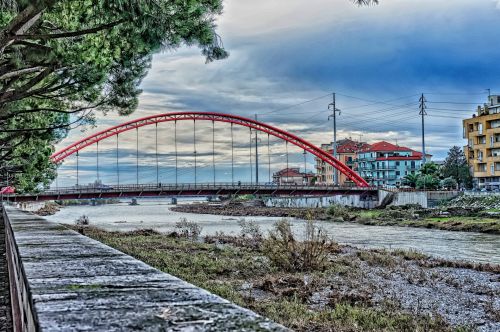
[396, 161, 400, 166]
[491, 165, 495, 175]
[396, 171, 400, 176]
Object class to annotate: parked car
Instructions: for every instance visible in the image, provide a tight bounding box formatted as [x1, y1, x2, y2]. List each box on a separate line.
[0, 186, 15, 194]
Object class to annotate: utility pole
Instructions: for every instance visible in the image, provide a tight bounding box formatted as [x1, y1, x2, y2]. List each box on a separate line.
[419, 93, 427, 165]
[254, 114, 259, 184]
[328, 93, 341, 186]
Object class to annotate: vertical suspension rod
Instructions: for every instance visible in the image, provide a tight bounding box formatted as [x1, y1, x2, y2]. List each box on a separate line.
[155, 123, 159, 186]
[231, 123, 234, 184]
[96, 141, 99, 183]
[116, 134, 119, 187]
[286, 141, 289, 184]
[175, 121, 178, 186]
[76, 151, 79, 187]
[268, 134, 271, 183]
[136, 127, 139, 186]
[249, 128, 253, 184]
[194, 120, 197, 186]
[212, 121, 216, 185]
[303, 150, 307, 185]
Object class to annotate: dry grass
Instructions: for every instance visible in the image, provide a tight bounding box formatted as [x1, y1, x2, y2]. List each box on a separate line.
[262, 219, 330, 272]
[69, 221, 491, 332]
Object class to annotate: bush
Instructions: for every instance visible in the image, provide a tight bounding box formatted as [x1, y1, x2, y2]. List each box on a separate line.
[441, 177, 457, 190]
[262, 219, 330, 272]
[238, 219, 263, 246]
[175, 218, 202, 240]
[75, 215, 90, 226]
[326, 204, 350, 220]
[416, 175, 440, 190]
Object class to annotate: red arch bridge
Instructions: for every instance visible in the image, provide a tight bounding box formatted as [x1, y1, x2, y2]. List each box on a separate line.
[5, 112, 376, 202]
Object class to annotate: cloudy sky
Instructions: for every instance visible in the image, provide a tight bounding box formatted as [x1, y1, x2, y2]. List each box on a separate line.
[54, 0, 500, 187]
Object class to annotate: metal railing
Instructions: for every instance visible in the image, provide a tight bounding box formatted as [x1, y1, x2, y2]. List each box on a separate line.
[5, 183, 379, 198]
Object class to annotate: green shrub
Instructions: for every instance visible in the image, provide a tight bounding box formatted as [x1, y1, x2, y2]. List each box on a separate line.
[326, 204, 350, 220]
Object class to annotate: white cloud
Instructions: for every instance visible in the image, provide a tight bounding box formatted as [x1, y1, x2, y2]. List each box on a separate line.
[52, 0, 497, 186]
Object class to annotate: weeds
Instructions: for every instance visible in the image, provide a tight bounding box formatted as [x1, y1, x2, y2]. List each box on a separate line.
[392, 249, 429, 261]
[174, 218, 202, 240]
[75, 215, 90, 226]
[356, 250, 397, 268]
[238, 219, 263, 247]
[262, 219, 330, 272]
[326, 204, 351, 220]
[72, 222, 496, 332]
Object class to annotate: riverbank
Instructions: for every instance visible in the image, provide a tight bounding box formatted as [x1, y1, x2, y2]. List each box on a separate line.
[72, 222, 499, 332]
[171, 202, 500, 234]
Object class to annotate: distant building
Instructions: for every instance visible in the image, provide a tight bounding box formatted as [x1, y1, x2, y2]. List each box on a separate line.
[273, 168, 314, 185]
[463, 95, 500, 189]
[357, 141, 429, 187]
[315, 139, 370, 185]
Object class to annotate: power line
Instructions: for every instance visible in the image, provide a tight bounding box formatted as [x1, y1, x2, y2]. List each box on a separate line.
[258, 93, 332, 116]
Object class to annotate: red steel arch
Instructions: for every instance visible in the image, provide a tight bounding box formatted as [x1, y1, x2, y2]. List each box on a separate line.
[51, 112, 369, 187]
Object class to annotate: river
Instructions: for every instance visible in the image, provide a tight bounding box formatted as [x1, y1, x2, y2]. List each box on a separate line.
[45, 199, 500, 265]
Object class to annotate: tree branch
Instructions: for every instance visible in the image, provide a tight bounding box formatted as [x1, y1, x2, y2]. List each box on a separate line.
[12, 19, 126, 40]
[0, 67, 53, 103]
[0, 66, 45, 80]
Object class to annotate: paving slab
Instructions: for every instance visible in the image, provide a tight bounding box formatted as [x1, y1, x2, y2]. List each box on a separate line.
[5, 207, 287, 331]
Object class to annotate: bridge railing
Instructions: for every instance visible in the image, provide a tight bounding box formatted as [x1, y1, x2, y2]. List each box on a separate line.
[4, 183, 378, 197]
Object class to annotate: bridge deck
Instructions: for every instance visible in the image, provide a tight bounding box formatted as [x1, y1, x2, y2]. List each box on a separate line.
[4, 183, 378, 202]
[4, 207, 286, 331]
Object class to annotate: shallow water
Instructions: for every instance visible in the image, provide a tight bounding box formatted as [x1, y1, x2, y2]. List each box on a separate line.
[45, 199, 500, 265]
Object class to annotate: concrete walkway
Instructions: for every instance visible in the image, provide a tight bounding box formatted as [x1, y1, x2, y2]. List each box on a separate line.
[6, 207, 286, 331]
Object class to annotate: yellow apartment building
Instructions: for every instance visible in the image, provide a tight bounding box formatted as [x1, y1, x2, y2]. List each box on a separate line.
[463, 95, 500, 189]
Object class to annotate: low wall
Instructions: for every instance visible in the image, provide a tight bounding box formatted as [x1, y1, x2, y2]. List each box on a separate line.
[3, 206, 286, 331]
[378, 190, 461, 208]
[2, 206, 38, 331]
[265, 195, 378, 209]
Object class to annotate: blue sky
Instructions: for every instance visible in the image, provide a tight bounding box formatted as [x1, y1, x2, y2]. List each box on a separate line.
[54, 0, 500, 186]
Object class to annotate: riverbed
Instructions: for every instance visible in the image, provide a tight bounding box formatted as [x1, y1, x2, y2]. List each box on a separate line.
[45, 200, 500, 265]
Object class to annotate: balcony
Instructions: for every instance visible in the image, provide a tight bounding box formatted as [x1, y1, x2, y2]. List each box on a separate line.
[373, 176, 398, 181]
[468, 130, 480, 137]
[486, 127, 500, 134]
[488, 141, 500, 149]
[474, 171, 490, 178]
[377, 166, 398, 170]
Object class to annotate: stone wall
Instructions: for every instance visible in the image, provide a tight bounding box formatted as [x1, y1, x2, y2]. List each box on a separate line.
[265, 195, 378, 209]
[2, 206, 38, 332]
[378, 190, 461, 208]
[4, 207, 286, 331]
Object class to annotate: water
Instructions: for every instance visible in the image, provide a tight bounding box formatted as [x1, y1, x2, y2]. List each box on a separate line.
[45, 200, 500, 265]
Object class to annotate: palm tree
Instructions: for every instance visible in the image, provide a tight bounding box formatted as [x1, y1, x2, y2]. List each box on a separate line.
[404, 173, 419, 188]
[420, 162, 439, 176]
